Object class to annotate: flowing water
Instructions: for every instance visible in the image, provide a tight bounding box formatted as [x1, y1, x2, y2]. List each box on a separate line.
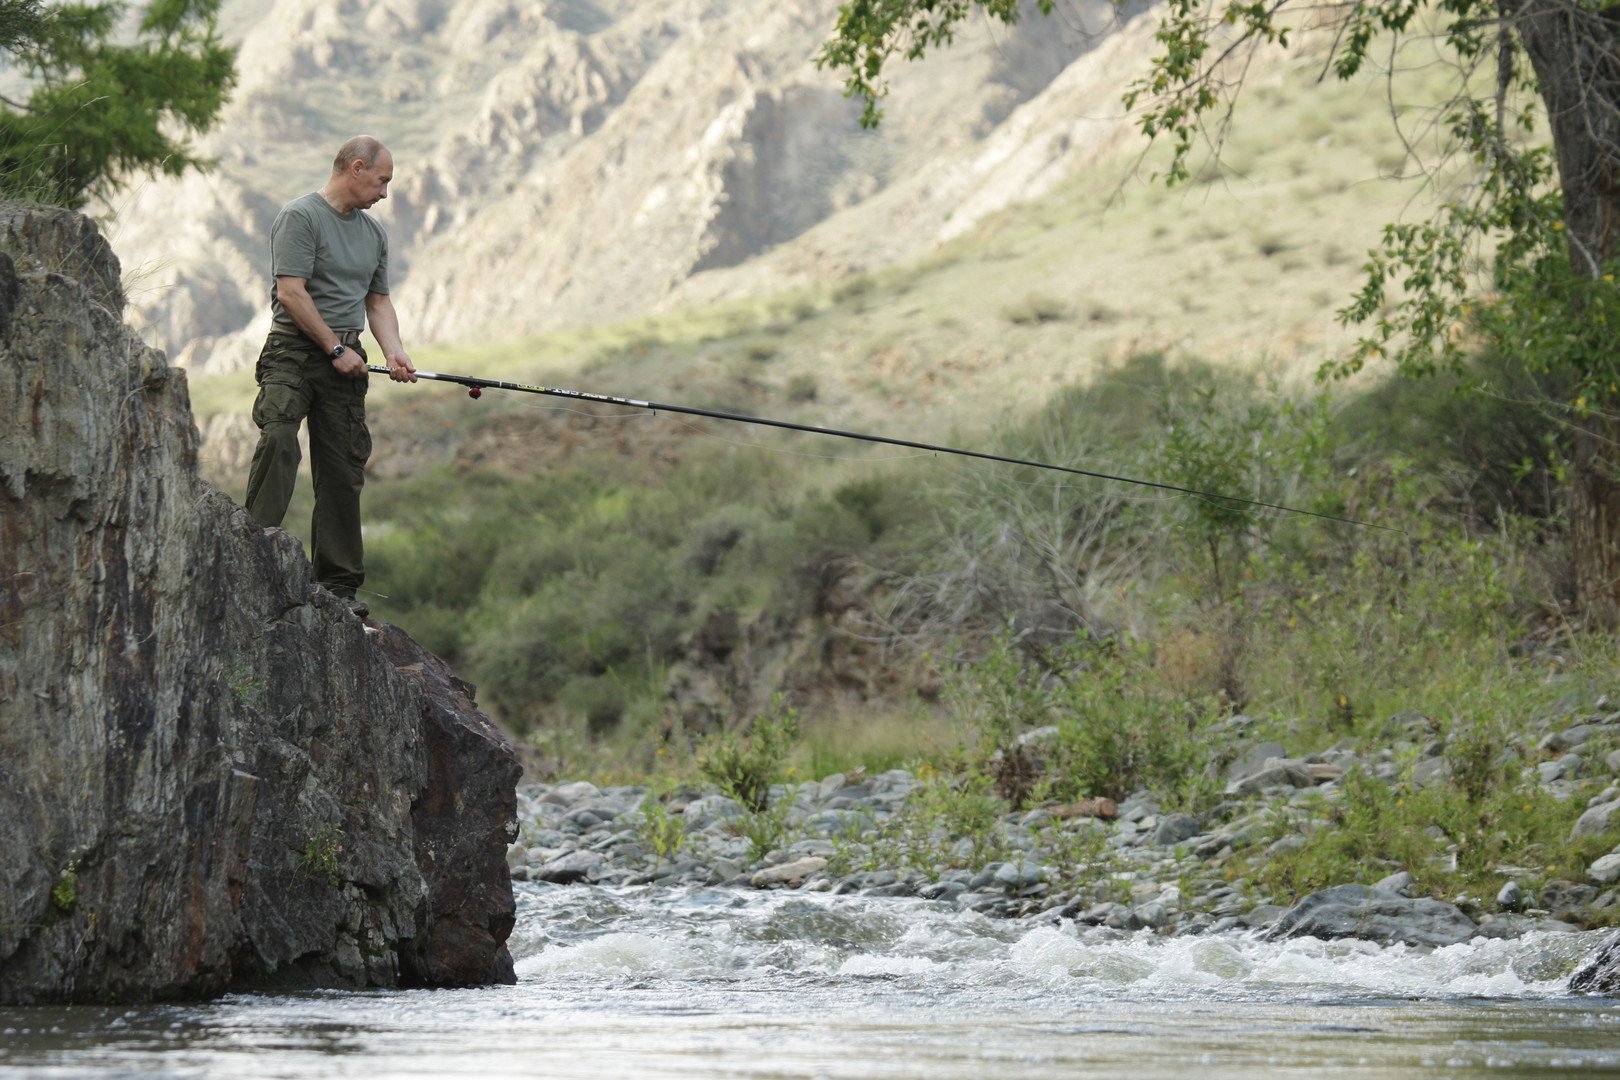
[3, 883, 1618, 1079]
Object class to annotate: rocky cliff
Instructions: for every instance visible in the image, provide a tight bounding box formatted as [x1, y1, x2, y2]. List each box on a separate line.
[0, 205, 520, 1003]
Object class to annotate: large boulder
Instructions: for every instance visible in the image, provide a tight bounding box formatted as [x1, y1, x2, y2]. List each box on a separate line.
[0, 206, 519, 1002]
[1262, 884, 1478, 949]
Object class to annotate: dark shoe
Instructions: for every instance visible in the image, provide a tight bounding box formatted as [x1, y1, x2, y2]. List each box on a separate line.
[324, 586, 370, 621]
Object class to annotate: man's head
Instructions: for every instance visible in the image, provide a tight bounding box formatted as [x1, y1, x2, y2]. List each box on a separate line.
[328, 135, 393, 211]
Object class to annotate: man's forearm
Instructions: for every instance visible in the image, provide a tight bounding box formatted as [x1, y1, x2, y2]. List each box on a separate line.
[366, 294, 406, 357]
[277, 278, 339, 353]
[366, 292, 417, 381]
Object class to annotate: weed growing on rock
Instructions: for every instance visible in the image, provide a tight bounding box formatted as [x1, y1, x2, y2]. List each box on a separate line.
[948, 630, 1220, 807]
[226, 660, 264, 708]
[633, 785, 689, 870]
[51, 863, 77, 913]
[735, 798, 796, 863]
[302, 822, 343, 888]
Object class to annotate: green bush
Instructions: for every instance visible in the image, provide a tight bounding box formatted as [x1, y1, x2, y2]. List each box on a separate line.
[946, 631, 1219, 807]
[1255, 762, 1604, 901]
[699, 698, 800, 812]
[1046, 646, 1220, 805]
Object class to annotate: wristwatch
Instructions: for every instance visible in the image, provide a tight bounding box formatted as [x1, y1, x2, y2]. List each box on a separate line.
[329, 343, 347, 360]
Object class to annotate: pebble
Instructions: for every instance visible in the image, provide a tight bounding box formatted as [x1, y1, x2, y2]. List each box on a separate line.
[751, 857, 828, 888]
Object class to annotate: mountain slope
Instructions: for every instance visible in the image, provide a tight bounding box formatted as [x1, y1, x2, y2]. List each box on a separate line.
[105, 0, 1139, 373]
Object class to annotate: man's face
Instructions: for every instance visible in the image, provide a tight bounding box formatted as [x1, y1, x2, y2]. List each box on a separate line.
[351, 151, 393, 208]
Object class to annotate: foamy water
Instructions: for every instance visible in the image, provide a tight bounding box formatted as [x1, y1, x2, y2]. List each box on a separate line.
[2, 882, 1616, 1079]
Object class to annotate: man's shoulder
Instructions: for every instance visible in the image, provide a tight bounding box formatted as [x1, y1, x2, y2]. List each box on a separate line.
[274, 192, 324, 226]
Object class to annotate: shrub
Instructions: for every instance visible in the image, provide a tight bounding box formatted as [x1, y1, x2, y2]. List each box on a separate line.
[634, 784, 688, 869]
[699, 698, 800, 812]
[946, 631, 1219, 807]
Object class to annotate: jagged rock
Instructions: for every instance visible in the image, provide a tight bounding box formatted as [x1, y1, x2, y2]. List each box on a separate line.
[375, 626, 522, 985]
[1540, 879, 1600, 919]
[0, 206, 519, 1003]
[1570, 931, 1620, 994]
[1223, 741, 1289, 782]
[1374, 871, 1416, 897]
[1263, 884, 1478, 948]
[1225, 758, 1318, 797]
[1152, 813, 1201, 846]
[1541, 724, 1606, 753]
[533, 850, 605, 884]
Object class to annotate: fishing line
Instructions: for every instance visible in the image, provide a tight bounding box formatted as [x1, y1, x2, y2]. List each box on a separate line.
[372, 365, 1395, 531]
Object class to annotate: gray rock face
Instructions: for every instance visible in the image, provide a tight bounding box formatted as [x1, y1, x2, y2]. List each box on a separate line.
[1570, 931, 1620, 994]
[1263, 885, 1478, 948]
[0, 206, 520, 1003]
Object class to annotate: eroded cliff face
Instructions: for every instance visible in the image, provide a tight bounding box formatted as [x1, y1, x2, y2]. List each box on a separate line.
[0, 205, 520, 1003]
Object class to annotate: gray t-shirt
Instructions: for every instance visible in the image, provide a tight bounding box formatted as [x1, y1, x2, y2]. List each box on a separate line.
[269, 192, 389, 333]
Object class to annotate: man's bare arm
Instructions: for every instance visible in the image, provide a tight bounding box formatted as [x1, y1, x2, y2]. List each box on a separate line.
[276, 276, 364, 377]
[276, 275, 340, 353]
[365, 291, 417, 383]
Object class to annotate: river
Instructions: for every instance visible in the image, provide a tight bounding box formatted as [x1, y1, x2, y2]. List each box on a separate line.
[2, 882, 1617, 1078]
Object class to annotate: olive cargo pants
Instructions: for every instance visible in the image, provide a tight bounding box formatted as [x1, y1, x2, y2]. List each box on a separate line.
[244, 332, 371, 597]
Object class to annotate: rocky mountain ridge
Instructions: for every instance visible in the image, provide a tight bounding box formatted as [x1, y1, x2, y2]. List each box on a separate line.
[105, 0, 1151, 372]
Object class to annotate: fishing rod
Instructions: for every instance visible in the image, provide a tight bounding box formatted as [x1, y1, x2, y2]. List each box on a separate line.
[370, 364, 1390, 530]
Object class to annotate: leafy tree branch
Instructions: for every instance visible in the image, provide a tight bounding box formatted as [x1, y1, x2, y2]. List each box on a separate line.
[0, 0, 236, 209]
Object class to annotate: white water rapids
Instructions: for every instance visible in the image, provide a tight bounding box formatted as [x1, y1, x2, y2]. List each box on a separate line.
[2, 882, 1617, 1078]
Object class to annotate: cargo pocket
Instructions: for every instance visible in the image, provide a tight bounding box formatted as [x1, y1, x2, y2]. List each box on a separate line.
[253, 376, 310, 430]
[252, 343, 311, 429]
[350, 402, 373, 465]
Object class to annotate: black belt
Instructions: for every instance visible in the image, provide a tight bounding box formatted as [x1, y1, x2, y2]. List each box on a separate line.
[270, 327, 363, 346]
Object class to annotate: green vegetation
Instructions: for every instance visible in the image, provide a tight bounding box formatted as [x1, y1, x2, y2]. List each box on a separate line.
[818, 0, 1620, 622]
[51, 862, 77, 913]
[343, 350, 1573, 754]
[699, 698, 801, 813]
[632, 783, 689, 870]
[331, 338, 1620, 906]
[700, 698, 802, 860]
[1251, 763, 1608, 904]
[0, 0, 236, 208]
[302, 822, 343, 888]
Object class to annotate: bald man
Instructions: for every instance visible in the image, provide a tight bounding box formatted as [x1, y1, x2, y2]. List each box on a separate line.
[245, 135, 417, 620]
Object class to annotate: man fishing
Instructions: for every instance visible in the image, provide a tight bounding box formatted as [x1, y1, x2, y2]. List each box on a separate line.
[245, 135, 418, 619]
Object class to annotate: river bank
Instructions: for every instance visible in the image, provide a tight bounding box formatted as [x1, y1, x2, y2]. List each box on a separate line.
[509, 711, 1620, 957]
